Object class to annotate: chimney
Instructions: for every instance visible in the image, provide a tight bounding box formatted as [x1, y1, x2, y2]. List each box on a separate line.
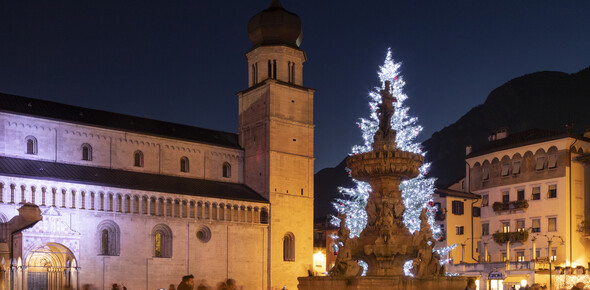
[488, 132, 496, 142]
[465, 145, 472, 156]
[496, 128, 508, 140]
[488, 128, 508, 142]
[585, 127, 590, 139]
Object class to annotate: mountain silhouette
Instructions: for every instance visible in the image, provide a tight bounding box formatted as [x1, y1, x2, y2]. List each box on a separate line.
[315, 66, 590, 218]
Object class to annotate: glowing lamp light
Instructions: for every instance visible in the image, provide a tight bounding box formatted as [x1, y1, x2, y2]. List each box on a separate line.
[520, 279, 527, 287]
[313, 251, 327, 273]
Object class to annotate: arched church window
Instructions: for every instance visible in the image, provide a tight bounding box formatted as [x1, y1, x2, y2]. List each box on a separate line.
[101, 230, 109, 255]
[222, 162, 231, 178]
[25, 136, 37, 155]
[180, 156, 189, 172]
[81, 143, 92, 161]
[153, 224, 173, 258]
[134, 150, 144, 167]
[283, 232, 295, 261]
[97, 220, 120, 256]
[260, 207, 269, 224]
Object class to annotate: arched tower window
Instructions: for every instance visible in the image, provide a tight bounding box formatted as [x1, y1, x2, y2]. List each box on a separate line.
[97, 220, 120, 256]
[134, 150, 144, 167]
[222, 162, 231, 178]
[153, 224, 173, 258]
[81, 143, 92, 161]
[260, 207, 269, 224]
[180, 157, 189, 172]
[283, 232, 295, 261]
[25, 136, 37, 155]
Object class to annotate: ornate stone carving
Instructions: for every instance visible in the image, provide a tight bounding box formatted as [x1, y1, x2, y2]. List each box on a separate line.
[329, 214, 361, 277]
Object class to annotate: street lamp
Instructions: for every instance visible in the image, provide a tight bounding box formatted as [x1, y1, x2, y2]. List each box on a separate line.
[534, 234, 565, 290]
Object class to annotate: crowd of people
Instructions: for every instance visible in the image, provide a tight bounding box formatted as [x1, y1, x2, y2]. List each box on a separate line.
[173, 275, 240, 290]
[75, 275, 240, 290]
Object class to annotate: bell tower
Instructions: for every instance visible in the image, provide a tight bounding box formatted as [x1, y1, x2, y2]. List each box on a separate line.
[238, 1, 314, 289]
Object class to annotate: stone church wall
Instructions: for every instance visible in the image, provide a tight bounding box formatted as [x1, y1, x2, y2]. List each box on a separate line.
[0, 112, 243, 184]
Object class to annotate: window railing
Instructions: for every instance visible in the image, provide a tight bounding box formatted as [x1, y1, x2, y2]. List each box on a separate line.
[493, 230, 529, 244]
[492, 200, 529, 212]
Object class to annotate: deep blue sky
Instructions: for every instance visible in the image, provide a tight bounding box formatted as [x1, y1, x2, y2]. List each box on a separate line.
[1, 1, 589, 172]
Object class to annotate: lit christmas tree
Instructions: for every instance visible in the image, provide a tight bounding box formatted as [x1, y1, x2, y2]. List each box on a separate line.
[330, 49, 460, 277]
[333, 48, 441, 239]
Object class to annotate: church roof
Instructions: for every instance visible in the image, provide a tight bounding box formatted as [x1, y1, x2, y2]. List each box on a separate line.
[0, 92, 241, 149]
[0, 156, 268, 203]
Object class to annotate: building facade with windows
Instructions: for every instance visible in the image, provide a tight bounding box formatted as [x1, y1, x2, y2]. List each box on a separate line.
[434, 185, 481, 265]
[451, 129, 590, 289]
[0, 2, 314, 290]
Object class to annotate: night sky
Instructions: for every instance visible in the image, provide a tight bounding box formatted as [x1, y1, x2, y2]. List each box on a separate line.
[1, 1, 589, 172]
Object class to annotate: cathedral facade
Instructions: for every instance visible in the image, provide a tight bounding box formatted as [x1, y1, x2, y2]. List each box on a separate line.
[0, 2, 313, 290]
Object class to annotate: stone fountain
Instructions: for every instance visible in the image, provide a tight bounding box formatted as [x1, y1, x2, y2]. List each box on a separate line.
[298, 81, 470, 290]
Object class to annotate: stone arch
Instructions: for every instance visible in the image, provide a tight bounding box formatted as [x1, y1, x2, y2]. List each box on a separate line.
[124, 194, 131, 213]
[240, 205, 246, 222]
[97, 220, 120, 256]
[174, 199, 180, 218]
[219, 203, 225, 221]
[204, 202, 211, 219]
[150, 197, 157, 215]
[24, 243, 77, 290]
[197, 201, 203, 219]
[152, 224, 173, 258]
[212, 202, 218, 220]
[25, 135, 38, 155]
[115, 193, 122, 212]
[0, 212, 7, 243]
[166, 198, 173, 217]
[522, 150, 535, 172]
[253, 207, 260, 223]
[260, 207, 269, 224]
[158, 198, 165, 216]
[247, 206, 253, 223]
[283, 232, 295, 261]
[534, 148, 547, 170]
[189, 201, 196, 218]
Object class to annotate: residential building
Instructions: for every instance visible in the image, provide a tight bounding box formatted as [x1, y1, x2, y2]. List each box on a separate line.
[448, 128, 590, 290]
[434, 184, 481, 265]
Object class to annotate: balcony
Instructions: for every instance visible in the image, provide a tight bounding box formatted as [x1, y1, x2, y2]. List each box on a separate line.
[492, 200, 528, 213]
[493, 230, 529, 244]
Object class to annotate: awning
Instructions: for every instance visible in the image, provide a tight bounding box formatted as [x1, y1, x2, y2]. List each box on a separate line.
[503, 276, 528, 283]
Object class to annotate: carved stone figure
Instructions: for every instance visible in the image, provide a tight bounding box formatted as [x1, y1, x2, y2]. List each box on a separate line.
[411, 208, 444, 278]
[374, 80, 397, 145]
[329, 214, 361, 277]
